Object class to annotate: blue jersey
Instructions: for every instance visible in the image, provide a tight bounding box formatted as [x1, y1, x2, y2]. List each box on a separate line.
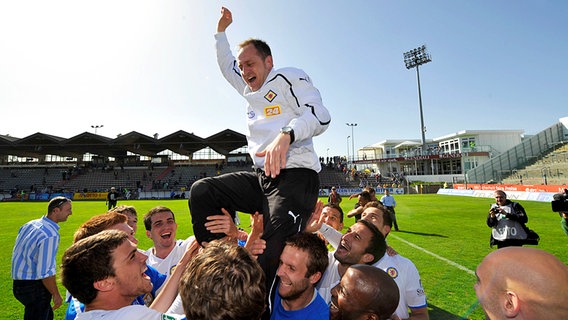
[270, 286, 329, 320]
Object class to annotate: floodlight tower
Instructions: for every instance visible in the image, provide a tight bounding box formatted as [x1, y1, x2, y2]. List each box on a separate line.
[346, 123, 357, 164]
[91, 125, 104, 134]
[404, 45, 431, 155]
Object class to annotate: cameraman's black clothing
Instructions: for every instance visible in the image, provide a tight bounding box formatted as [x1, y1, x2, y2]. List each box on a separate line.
[487, 200, 528, 248]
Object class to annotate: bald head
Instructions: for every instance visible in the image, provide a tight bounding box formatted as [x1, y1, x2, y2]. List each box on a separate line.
[331, 264, 399, 320]
[475, 247, 568, 319]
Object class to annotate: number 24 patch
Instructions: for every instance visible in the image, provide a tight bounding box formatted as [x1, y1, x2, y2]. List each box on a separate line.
[264, 105, 281, 117]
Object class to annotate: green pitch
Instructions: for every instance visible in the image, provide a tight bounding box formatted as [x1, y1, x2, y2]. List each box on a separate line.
[1, 195, 565, 319]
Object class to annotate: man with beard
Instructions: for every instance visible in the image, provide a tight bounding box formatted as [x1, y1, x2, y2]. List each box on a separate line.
[475, 247, 568, 319]
[330, 264, 399, 320]
[317, 220, 387, 304]
[270, 232, 329, 319]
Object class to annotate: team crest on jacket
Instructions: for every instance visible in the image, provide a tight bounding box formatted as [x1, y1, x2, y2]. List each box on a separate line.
[264, 90, 277, 102]
[386, 267, 398, 279]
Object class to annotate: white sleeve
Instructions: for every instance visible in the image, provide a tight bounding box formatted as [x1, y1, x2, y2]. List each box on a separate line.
[318, 223, 342, 248]
[286, 71, 331, 142]
[215, 32, 246, 95]
[403, 260, 428, 308]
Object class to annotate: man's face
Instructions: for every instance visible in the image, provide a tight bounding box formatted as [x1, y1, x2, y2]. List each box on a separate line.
[111, 240, 153, 299]
[474, 256, 500, 320]
[361, 207, 387, 237]
[125, 212, 138, 234]
[110, 223, 138, 245]
[334, 222, 373, 266]
[330, 268, 370, 320]
[495, 193, 507, 206]
[53, 202, 73, 222]
[322, 206, 343, 231]
[276, 245, 316, 301]
[146, 211, 177, 249]
[237, 44, 273, 92]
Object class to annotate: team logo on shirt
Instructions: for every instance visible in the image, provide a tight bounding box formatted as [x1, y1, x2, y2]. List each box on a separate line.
[248, 110, 256, 119]
[264, 105, 281, 117]
[264, 90, 277, 102]
[386, 267, 398, 279]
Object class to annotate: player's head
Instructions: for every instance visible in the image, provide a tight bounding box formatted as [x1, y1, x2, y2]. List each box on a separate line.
[62, 230, 151, 305]
[74, 211, 136, 244]
[322, 203, 344, 231]
[361, 202, 392, 237]
[180, 240, 266, 320]
[144, 206, 178, 248]
[334, 219, 386, 266]
[111, 205, 138, 234]
[330, 264, 399, 320]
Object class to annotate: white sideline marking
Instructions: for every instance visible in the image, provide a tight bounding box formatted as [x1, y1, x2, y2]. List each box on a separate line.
[390, 234, 476, 276]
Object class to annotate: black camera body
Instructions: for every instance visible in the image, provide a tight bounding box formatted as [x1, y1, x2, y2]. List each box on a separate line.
[551, 191, 568, 214]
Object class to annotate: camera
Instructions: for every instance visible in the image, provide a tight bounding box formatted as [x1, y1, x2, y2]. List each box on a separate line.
[551, 190, 568, 214]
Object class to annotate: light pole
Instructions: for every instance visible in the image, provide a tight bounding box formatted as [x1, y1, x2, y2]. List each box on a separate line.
[404, 45, 431, 156]
[346, 136, 351, 167]
[346, 123, 357, 164]
[91, 125, 104, 134]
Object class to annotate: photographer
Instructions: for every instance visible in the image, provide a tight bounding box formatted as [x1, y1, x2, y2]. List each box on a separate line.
[487, 190, 529, 248]
[551, 189, 568, 236]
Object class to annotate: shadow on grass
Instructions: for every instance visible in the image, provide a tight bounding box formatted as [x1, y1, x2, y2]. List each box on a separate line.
[394, 230, 449, 238]
[429, 304, 477, 320]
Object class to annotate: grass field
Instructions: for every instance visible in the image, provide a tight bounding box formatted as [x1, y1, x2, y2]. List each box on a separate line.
[1, 195, 565, 319]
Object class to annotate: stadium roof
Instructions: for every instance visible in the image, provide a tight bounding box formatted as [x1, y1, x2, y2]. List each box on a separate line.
[0, 129, 247, 158]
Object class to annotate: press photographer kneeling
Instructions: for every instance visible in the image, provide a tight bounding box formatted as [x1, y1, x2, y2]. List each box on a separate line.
[551, 189, 568, 236]
[486, 190, 539, 249]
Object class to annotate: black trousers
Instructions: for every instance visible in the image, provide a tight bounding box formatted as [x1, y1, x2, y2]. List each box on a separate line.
[188, 168, 319, 292]
[13, 279, 53, 320]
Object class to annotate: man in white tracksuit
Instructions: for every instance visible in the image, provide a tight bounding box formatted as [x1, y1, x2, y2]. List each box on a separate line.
[189, 6, 331, 301]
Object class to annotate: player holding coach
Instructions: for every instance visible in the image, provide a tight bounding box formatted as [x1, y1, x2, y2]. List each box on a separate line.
[189, 6, 331, 295]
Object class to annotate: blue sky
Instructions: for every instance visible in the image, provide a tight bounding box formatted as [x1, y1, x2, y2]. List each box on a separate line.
[1, 1, 566, 159]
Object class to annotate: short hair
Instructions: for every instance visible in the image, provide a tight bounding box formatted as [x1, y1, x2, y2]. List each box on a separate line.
[61, 230, 128, 305]
[73, 212, 127, 242]
[350, 264, 399, 320]
[285, 232, 329, 280]
[238, 38, 272, 61]
[47, 196, 71, 213]
[363, 201, 392, 228]
[111, 205, 137, 218]
[358, 219, 387, 264]
[180, 240, 266, 320]
[365, 187, 376, 195]
[494, 190, 507, 198]
[143, 206, 175, 231]
[359, 191, 372, 202]
[324, 203, 344, 223]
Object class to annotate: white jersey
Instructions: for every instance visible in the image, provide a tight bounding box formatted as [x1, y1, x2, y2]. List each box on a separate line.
[215, 32, 330, 172]
[76, 305, 184, 320]
[145, 237, 194, 278]
[374, 253, 427, 318]
[316, 251, 341, 304]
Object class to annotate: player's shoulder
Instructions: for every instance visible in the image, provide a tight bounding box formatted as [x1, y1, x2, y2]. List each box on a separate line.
[392, 253, 421, 273]
[272, 67, 311, 82]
